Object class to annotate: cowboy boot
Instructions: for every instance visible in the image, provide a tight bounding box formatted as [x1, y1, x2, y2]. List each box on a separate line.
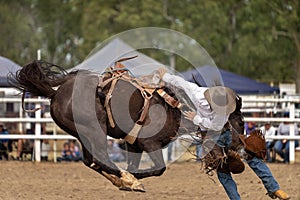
[272, 189, 291, 200]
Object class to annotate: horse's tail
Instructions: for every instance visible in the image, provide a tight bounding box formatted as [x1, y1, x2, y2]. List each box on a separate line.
[8, 60, 68, 99]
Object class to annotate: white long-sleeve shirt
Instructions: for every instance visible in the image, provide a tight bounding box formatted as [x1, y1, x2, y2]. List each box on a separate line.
[162, 73, 229, 131]
[260, 125, 276, 142]
[278, 122, 299, 136]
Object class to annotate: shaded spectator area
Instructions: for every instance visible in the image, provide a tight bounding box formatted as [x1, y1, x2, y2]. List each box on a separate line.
[57, 140, 82, 162]
[0, 124, 11, 160]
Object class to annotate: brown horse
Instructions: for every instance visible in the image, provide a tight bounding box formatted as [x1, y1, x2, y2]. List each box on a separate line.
[9, 60, 245, 191]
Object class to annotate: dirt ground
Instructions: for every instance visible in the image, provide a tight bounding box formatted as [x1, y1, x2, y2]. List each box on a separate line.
[0, 161, 299, 200]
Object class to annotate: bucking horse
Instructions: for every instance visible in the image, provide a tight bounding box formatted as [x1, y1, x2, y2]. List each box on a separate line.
[9, 59, 248, 192]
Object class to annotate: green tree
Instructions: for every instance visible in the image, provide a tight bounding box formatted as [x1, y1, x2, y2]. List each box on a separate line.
[267, 0, 300, 92]
[229, 0, 296, 85]
[1, 0, 300, 92]
[0, 1, 41, 64]
[33, 0, 83, 67]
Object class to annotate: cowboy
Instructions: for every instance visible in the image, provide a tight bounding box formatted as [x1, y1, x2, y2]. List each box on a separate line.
[154, 67, 290, 200]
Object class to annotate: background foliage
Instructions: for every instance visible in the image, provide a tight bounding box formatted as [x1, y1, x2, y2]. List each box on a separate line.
[0, 0, 299, 91]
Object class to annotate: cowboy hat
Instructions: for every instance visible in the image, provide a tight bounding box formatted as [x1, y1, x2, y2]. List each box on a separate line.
[204, 86, 236, 115]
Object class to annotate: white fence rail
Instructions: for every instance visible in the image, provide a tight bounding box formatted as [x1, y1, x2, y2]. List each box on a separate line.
[1, 96, 300, 163]
[0, 97, 66, 162]
[0, 134, 75, 140]
[243, 96, 300, 164]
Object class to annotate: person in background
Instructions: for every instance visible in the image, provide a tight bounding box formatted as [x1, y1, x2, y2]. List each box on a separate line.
[57, 140, 82, 162]
[69, 140, 82, 162]
[41, 139, 50, 161]
[57, 142, 72, 162]
[245, 121, 256, 136]
[16, 129, 34, 161]
[260, 122, 276, 162]
[0, 124, 9, 160]
[107, 139, 125, 162]
[274, 112, 299, 163]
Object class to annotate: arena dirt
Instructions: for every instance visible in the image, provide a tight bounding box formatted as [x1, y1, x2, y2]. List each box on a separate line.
[0, 161, 299, 200]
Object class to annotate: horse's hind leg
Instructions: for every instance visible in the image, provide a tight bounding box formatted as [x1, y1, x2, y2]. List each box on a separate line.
[80, 144, 122, 187]
[71, 73, 144, 191]
[78, 126, 145, 192]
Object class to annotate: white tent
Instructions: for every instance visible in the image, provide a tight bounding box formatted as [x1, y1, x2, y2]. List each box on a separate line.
[70, 38, 167, 76]
[0, 56, 21, 87]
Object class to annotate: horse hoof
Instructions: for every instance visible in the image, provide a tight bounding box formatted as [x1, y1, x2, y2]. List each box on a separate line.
[118, 183, 145, 192]
[119, 171, 146, 192]
[132, 183, 146, 192]
[119, 186, 132, 191]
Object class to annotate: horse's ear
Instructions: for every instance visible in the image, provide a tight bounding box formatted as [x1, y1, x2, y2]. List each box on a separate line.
[192, 73, 202, 87]
[236, 95, 242, 111]
[115, 55, 138, 64]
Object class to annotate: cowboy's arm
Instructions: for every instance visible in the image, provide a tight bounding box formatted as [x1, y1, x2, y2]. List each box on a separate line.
[194, 115, 228, 131]
[184, 111, 228, 131]
[162, 73, 199, 94]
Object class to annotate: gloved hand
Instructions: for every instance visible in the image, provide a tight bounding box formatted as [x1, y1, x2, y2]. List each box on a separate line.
[183, 111, 197, 121]
[153, 67, 167, 84]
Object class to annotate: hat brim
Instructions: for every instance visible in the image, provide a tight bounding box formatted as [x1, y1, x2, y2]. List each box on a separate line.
[204, 86, 236, 115]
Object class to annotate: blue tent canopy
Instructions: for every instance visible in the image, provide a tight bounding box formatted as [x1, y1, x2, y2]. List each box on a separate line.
[180, 66, 279, 94]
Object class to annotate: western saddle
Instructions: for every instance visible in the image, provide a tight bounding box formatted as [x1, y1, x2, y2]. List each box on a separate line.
[97, 56, 181, 144]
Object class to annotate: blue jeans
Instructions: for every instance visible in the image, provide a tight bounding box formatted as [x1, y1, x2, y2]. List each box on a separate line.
[218, 157, 280, 200]
[247, 157, 280, 193]
[206, 130, 232, 148]
[196, 144, 202, 159]
[215, 130, 280, 199]
[266, 141, 274, 162]
[217, 172, 241, 200]
[274, 140, 299, 163]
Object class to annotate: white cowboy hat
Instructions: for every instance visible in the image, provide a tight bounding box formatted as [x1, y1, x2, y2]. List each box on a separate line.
[204, 86, 236, 115]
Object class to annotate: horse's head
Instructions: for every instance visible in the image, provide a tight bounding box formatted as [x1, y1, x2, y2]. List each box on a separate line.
[229, 95, 244, 135]
[228, 95, 245, 150]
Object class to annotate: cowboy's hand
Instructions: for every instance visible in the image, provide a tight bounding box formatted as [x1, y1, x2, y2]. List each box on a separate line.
[183, 111, 197, 121]
[156, 67, 167, 78]
[153, 67, 167, 84]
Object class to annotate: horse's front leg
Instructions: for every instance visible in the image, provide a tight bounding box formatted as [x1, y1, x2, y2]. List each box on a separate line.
[129, 148, 166, 179]
[126, 142, 143, 173]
